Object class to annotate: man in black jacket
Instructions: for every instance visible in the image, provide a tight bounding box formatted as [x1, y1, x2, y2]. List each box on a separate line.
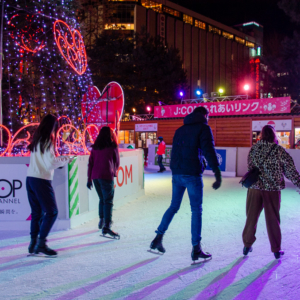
[149, 106, 222, 262]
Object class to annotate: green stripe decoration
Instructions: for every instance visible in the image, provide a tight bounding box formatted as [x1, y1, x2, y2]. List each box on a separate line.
[68, 158, 79, 218]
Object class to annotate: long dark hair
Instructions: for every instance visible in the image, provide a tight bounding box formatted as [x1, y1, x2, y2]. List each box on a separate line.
[261, 125, 277, 143]
[28, 114, 58, 153]
[92, 126, 118, 150]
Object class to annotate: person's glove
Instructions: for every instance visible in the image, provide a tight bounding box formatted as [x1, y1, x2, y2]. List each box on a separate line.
[87, 181, 93, 190]
[212, 167, 222, 190]
[162, 154, 166, 159]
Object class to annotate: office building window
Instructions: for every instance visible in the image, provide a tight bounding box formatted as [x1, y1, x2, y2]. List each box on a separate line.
[195, 19, 206, 30]
[141, 0, 162, 13]
[246, 41, 255, 48]
[183, 14, 193, 25]
[208, 25, 221, 35]
[222, 31, 234, 39]
[235, 36, 245, 44]
[106, 4, 135, 24]
[104, 23, 134, 30]
[163, 6, 180, 17]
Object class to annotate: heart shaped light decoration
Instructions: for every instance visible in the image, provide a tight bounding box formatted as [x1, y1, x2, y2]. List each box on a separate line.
[81, 82, 125, 140]
[53, 20, 87, 75]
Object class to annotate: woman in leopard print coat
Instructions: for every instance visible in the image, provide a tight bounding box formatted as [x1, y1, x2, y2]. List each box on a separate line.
[242, 125, 300, 259]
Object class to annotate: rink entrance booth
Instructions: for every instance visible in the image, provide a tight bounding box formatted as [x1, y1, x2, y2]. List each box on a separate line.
[0, 149, 144, 231]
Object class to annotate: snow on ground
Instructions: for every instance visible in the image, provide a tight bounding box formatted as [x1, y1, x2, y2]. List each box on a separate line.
[0, 170, 300, 300]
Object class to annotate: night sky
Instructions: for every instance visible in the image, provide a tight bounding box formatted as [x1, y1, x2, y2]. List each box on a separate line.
[171, 0, 293, 38]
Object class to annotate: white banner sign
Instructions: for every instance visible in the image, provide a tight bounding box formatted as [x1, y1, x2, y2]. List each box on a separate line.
[135, 123, 158, 132]
[252, 120, 292, 131]
[0, 164, 31, 221]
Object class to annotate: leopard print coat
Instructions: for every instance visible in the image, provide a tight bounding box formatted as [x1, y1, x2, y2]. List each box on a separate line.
[248, 140, 300, 191]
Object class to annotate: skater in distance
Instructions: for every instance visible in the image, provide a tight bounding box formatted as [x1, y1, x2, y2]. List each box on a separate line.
[26, 114, 74, 256]
[242, 125, 300, 259]
[156, 136, 166, 173]
[87, 126, 120, 239]
[150, 106, 222, 263]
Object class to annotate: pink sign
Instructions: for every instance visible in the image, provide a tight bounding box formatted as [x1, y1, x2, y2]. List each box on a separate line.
[135, 123, 158, 132]
[154, 97, 290, 118]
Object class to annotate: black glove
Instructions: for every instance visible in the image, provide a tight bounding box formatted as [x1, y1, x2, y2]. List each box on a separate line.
[212, 167, 222, 190]
[87, 181, 93, 190]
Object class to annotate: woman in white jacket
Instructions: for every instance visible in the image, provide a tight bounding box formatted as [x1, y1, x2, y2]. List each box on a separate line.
[27, 114, 72, 256]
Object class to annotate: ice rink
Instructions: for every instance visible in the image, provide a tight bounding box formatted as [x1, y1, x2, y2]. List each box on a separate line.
[1, 170, 300, 300]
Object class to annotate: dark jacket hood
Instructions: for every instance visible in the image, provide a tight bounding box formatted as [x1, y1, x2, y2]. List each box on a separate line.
[184, 111, 207, 125]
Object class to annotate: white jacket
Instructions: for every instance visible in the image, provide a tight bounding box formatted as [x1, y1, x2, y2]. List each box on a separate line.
[27, 142, 69, 180]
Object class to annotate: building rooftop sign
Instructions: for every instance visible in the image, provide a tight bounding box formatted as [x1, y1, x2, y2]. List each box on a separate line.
[154, 97, 291, 118]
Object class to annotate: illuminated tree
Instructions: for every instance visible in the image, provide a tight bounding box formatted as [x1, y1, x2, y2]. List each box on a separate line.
[3, 0, 93, 131]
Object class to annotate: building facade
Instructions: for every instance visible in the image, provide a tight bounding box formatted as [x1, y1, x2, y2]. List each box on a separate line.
[81, 0, 260, 98]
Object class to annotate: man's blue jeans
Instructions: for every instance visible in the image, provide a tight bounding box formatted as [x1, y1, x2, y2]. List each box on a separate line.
[156, 175, 203, 246]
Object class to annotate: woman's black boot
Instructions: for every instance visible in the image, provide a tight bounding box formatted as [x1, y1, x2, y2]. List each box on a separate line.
[28, 238, 37, 254]
[98, 218, 104, 229]
[34, 238, 57, 256]
[150, 233, 166, 253]
[102, 221, 120, 239]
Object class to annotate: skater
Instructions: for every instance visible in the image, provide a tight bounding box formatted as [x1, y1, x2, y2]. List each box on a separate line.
[87, 126, 120, 239]
[149, 106, 222, 263]
[157, 136, 166, 172]
[242, 125, 300, 259]
[27, 114, 72, 256]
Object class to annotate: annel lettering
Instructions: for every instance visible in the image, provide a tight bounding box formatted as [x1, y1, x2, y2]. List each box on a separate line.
[0, 198, 20, 204]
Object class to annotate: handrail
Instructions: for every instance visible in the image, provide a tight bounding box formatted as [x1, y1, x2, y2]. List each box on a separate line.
[181, 95, 249, 104]
[122, 114, 154, 121]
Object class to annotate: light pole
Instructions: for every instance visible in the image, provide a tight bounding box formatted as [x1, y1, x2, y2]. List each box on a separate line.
[179, 91, 184, 101]
[244, 84, 250, 99]
[146, 106, 151, 114]
[218, 88, 224, 97]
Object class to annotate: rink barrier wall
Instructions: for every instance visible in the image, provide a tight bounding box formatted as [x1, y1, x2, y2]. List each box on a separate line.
[0, 149, 145, 230]
[147, 145, 236, 177]
[147, 145, 300, 178]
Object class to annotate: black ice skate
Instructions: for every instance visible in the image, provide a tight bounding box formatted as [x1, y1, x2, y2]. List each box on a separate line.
[148, 233, 165, 255]
[28, 237, 37, 255]
[34, 239, 57, 257]
[191, 243, 212, 265]
[98, 218, 104, 229]
[101, 222, 120, 239]
[274, 250, 284, 259]
[243, 246, 253, 256]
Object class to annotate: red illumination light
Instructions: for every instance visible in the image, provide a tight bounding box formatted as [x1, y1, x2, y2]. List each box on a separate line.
[8, 14, 45, 53]
[53, 20, 87, 75]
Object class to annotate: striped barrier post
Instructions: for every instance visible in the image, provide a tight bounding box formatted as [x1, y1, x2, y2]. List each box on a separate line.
[68, 158, 79, 218]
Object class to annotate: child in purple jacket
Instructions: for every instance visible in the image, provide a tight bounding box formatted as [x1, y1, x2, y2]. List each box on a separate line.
[87, 127, 120, 239]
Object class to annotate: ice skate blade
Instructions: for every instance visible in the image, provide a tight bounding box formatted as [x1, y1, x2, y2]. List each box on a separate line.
[191, 256, 212, 265]
[147, 249, 164, 255]
[31, 253, 57, 258]
[100, 234, 120, 240]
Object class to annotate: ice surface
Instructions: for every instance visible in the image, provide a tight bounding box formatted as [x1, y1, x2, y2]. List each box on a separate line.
[0, 170, 300, 300]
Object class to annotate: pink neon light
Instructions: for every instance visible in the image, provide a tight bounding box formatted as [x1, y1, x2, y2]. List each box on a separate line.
[53, 20, 87, 75]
